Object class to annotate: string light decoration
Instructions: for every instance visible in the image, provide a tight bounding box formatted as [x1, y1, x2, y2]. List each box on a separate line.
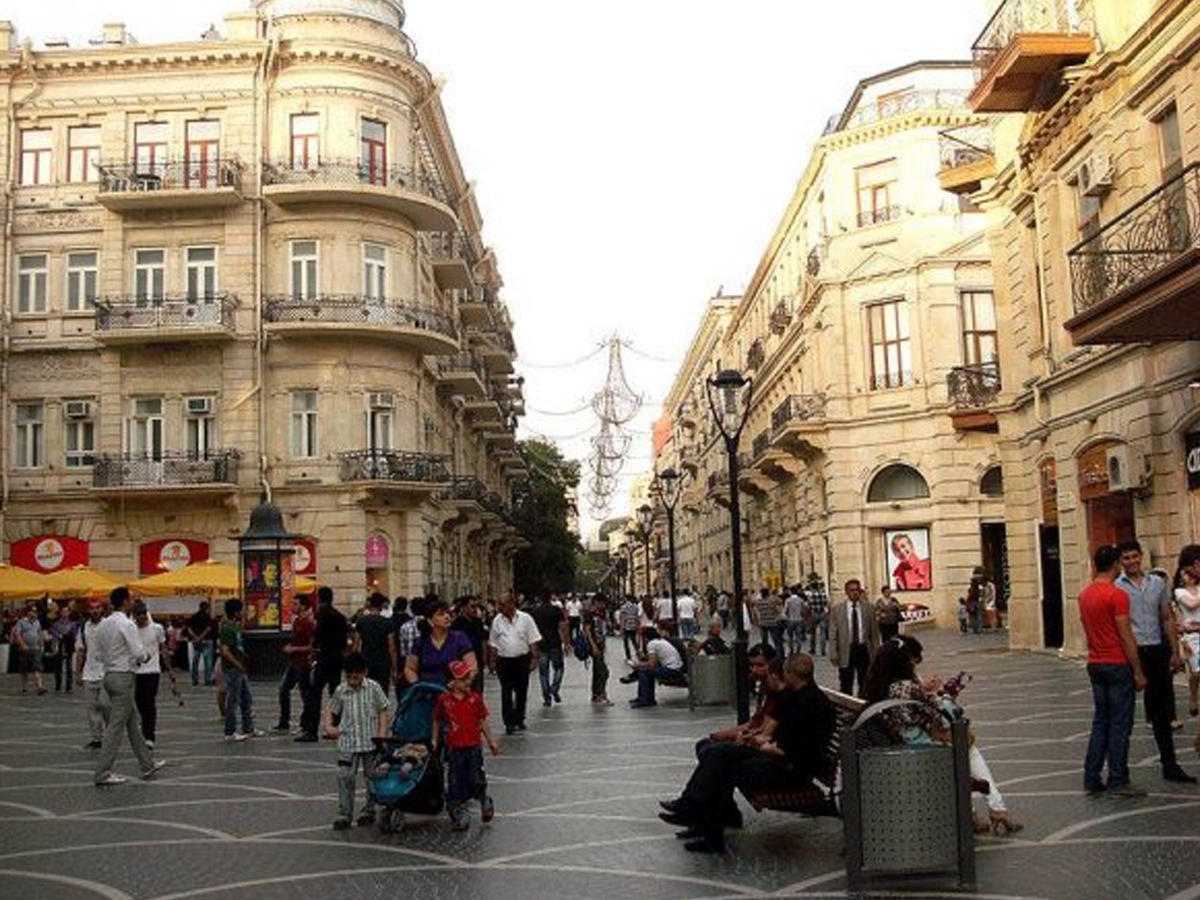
[586, 338, 643, 519]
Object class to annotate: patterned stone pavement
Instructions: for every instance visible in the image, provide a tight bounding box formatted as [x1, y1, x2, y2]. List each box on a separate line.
[1, 629, 1198, 899]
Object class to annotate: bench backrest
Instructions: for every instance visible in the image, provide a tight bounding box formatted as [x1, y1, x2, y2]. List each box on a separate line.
[816, 687, 866, 786]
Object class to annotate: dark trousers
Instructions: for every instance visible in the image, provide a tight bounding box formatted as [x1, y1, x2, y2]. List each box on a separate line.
[312, 655, 343, 698]
[879, 622, 899, 641]
[446, 745, 488, 805]
[278, 665, 315, 730]
[591, 655, 609, 699]
[680, 740, 796, 837]
[622, 629, 638, 660]
[1137, 643, 1179, 771]
[51, 638, 75, 691]
[368, 664, 391, 698]
[496, 654, 531, 728]
[838, 643, 870, 696]
[134, 672, 160, 742]
[1084, 662, 1134, 789]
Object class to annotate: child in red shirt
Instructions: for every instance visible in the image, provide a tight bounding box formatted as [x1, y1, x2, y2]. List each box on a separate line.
[433, 659, 499, 830]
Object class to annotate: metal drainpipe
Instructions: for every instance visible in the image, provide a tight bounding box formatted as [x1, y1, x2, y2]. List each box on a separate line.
[254, 26, 278, 502]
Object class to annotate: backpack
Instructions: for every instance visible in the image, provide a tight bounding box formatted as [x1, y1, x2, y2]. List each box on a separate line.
[571, 629, 590, 662]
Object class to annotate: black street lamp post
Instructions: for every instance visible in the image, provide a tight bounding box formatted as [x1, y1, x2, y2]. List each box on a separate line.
[655, 467, 683, 622]
[636, 504, 653, 599]
[620, 540, 635, 598]
[705, 368, 754, 723]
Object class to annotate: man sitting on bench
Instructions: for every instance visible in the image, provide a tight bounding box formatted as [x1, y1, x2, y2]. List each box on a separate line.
[658, 653, 835, 853]
[628, 627, 685, 708]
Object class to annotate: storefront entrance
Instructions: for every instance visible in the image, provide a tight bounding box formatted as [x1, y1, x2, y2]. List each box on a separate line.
[1039, 525, 1063, 649]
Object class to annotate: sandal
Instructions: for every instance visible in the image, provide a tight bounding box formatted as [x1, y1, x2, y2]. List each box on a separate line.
[988, 809, 1023, 836]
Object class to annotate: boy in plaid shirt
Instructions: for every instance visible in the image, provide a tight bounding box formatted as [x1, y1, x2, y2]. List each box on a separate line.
[433, 659, 499, 830]
[324, 651, 390, 830]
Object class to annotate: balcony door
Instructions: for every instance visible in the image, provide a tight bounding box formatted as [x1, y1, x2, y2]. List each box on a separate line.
[129, 398, 165, 483]
[1157, 104, 1189, 252]
[134, 122, 168, 180]
[360, 119, 387, 186]
[961, 290, 998, 374]
[134, 249, 166, 308]
[185, 120, 220, 188]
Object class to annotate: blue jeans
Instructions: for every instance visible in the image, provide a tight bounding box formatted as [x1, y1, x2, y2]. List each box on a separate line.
[446, 745, 489, 823]
[636, 665, 677, 703]
[808, 615, 828, 656]
[278, 665, 314, 730]
[191, 642, 214, 686]
[785, 621, 804, 655]
[223, 666, 255, 737]
[679, 618, 696, 640]
[337, 751, 375, 821]
[1084, 663, 1134, 789]
[538, 646, 564, 701]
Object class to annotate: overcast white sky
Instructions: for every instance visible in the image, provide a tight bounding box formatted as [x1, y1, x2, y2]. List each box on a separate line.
[10, 0, 985, 542]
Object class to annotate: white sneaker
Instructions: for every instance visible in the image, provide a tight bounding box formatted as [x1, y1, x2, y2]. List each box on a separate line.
[141, 760, 167, 780]
[248, 729, 266, 738]
[225, 732, 249, 743]
[144, 740, 155, 750]
[95, 773, 127, 786]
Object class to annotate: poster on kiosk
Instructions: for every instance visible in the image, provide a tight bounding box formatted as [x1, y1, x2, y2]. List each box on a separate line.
[242, 550, 295, 632]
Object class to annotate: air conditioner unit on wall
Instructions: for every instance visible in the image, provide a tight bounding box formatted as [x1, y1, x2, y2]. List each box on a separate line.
[64, 400, 92, 420]
[1080, 152, 1114, 197]
[1107, 445, 1146, 492]
[186, 396, 213, 416]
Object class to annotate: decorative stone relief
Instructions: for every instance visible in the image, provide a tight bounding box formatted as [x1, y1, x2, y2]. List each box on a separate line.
[13, 211, 103, 234]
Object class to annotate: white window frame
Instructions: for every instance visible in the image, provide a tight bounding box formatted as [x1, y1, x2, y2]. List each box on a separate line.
[65, 250, 99, 313]
[184, 246, 219, 301]
[290, 240, 319, 301]
[363, 243, 387, 301]
[65, 413, 95, 468]
[13, 402, 44, 469]
[67, 125, 101, 183]
[366, 394, 394, 452]
[291, 391, 318, 459]
[134, 248, 166, 305]
[185, 401, 216, 458]
[127, 397, 164, 460]
[16, 254, 49, 315]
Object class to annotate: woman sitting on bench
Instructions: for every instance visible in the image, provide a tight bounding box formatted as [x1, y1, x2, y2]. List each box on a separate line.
[627, 627, 685, 708]
[861, 636, 1022, 836]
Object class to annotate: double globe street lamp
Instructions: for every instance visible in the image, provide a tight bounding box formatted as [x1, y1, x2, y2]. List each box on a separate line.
[636, 503, 654, 599]
[705, 368, 754, 724]
[652, 466, 684, 622]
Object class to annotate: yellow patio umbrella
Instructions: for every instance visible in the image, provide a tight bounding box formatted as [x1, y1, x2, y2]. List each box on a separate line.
[295, 574, 318, 594]
[0, 564, 50, 603]
[41, 565, 125, 600]
[130, 559, 239, 598]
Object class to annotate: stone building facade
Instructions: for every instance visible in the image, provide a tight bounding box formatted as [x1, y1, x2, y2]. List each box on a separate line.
[0, 0, 526, 610]
[967, 0, 1200, 652]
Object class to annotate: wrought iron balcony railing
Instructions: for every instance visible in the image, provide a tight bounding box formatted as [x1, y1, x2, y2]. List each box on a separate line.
[751, 431, 770, 461]
[264, 294, 457, 339]
[481, 491, 513, 522]
[262, 159, 453, 205]
[423, 232, 478, 269]
[442, 475, 485, 503]
[938, 123, 995, 170]
[93, 450, 239, 489]
[1067, 163, 1200, 315]
[972, 0, 1095, 78]
[437, 350, 485, 376]
[95, 293, 237, 333]
[769, 302, 791, 335]
[338, 450, 451, 485]
[826, 90, 971, 134]
[947, 362, 1001, 409]
[770, 394, 828, 436]
[857, 205, 902, 228]
[746, 339, 765, 370]
[97, 159, 244, 194]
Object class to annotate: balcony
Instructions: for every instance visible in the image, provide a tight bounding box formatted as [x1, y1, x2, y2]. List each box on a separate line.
[469, 329, 515, 375]
[423, 233, 475, 291]
[436, 351, 487, 398]
[826, 89, 971, 134]
[94, 294, 237, 345]
[969, 0, 1096, 113]
[751, 431, 770, 462]
[938, 124, 996, 195]
[96, 160, 244, 211]
[1065, 164, 1200, 344]
[264, 295, 458, 354]
[485, 429, 517, 449]
[947, 362, 1002, 432]
[462, 391, 505, 426]
[262, 160, 458, 232]
[441, 475, 485, 510]
[93, 451, 239, 494]
[746, 339, 765, 371]
[457, 287, 495, 329]
[857, 205, 902, 228]
[769, 302, 791, 335]
[769, 394, 828, 460]
[338, 450, 451, 497]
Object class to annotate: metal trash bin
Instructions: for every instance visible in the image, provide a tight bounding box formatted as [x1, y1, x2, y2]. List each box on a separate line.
[686, 648, 734, 709]
[841, 699, 975, 890]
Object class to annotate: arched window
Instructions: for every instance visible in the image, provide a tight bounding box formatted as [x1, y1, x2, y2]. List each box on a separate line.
[867, 464, 930, 502]
[980, 466, 1004, 496]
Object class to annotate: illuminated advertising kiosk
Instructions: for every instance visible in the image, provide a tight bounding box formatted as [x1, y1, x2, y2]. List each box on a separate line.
[238, 500, 297, 676]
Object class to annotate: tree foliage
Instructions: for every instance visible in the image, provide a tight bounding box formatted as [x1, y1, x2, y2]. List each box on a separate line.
[511, 439, 582, 596]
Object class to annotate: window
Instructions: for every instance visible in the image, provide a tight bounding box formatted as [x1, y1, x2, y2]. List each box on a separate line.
[66, 251, 98, 312]
[363, 244, 387, 300]
[290, 113, 320, 169]
[980, 466, 1004, 497]
[367, 393, 394, 451]
[185, 398, 215, 458]
[20, 129, 53, 186]
[290, 241, 318, 301]
[856, 159, 897, 226]
[961, 290, 998, 366]
[134, 249, 166, 304]
[134, 122, 169, 176]
[360, 119, 387, 185]
[128, 398, 164, 460]
[185, 246, 218, 301]
[1157, 103, 1182, 179]
[867, 299, 911, 390]
[67, 126, 101, 183]
[185, 120, 220, 187]
[291, 391, 318, 458]
[16, 254, 48, 314]
[867, 464, 930, 502]
[1156, 103, 1189, 251]
[65, 405, 95, 468]
[13, 403, 44, 469]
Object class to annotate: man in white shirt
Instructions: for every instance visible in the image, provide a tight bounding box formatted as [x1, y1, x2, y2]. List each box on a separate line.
[676, 590, 698, 641]
[654, 591, 675, 628]
[783, 587, 806, 655]
[132, 602, 168, 749]
[629, 627, 684, 708]
[93, 587, 165, 785]
[487, 592, 542, 734]
[75, 600, 110, 750]
[564, 594, 583, 642]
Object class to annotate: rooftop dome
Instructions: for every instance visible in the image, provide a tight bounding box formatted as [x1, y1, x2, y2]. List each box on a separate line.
[254, 0, 405, 29]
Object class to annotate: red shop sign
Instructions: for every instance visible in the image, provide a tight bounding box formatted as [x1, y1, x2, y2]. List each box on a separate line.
[11, 535, 90, 573]
[139, 539, 210, 575]
[293, 537, 317, 575]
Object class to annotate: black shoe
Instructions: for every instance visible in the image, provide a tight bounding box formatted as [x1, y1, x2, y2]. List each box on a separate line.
[83, 740, 102, 750]
[552, 692, 562, 703]
[543, 698, 552, 707]
[515, 723, 527, 731]
[332, 819, 350, 831]
[629, 699, 657, 708]
[658, 811, 694, 827]
[683, 837, 724, 854]
[356, 813, 376, 826]
[659, 799, 682, 813]
[675, 827, 702, 839]
[505, 726, 516, 735]
[293, 733, 318, 743]
[1084, 782, 1106, 795]
[618, 674, 637, 684]
[1163, 767, 1197, 784]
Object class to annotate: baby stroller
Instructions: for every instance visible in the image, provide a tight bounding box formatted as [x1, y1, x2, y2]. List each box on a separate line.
[367, 681, 446, 834]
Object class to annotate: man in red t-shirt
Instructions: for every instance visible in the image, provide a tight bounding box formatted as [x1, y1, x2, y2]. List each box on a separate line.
[1078, 545, 1147, 797]
[433, 659, 499, 831]
[279, 596, 319, 741]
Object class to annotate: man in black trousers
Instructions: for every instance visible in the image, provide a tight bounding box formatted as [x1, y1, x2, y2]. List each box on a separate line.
[486, 592, 542, 734]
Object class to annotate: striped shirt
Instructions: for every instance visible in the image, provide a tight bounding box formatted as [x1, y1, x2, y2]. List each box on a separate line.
[329, 678, 390, 753]
[396, 618, 422, 660]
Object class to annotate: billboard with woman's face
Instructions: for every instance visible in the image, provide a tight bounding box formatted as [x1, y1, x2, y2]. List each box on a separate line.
[886, 527, 932, 591]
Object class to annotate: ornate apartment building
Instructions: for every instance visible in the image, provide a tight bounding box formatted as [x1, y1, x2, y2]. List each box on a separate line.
[966, 0, 1200, 652]
[0, 0, 527, 608]
[651, 62, 1008, 625]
